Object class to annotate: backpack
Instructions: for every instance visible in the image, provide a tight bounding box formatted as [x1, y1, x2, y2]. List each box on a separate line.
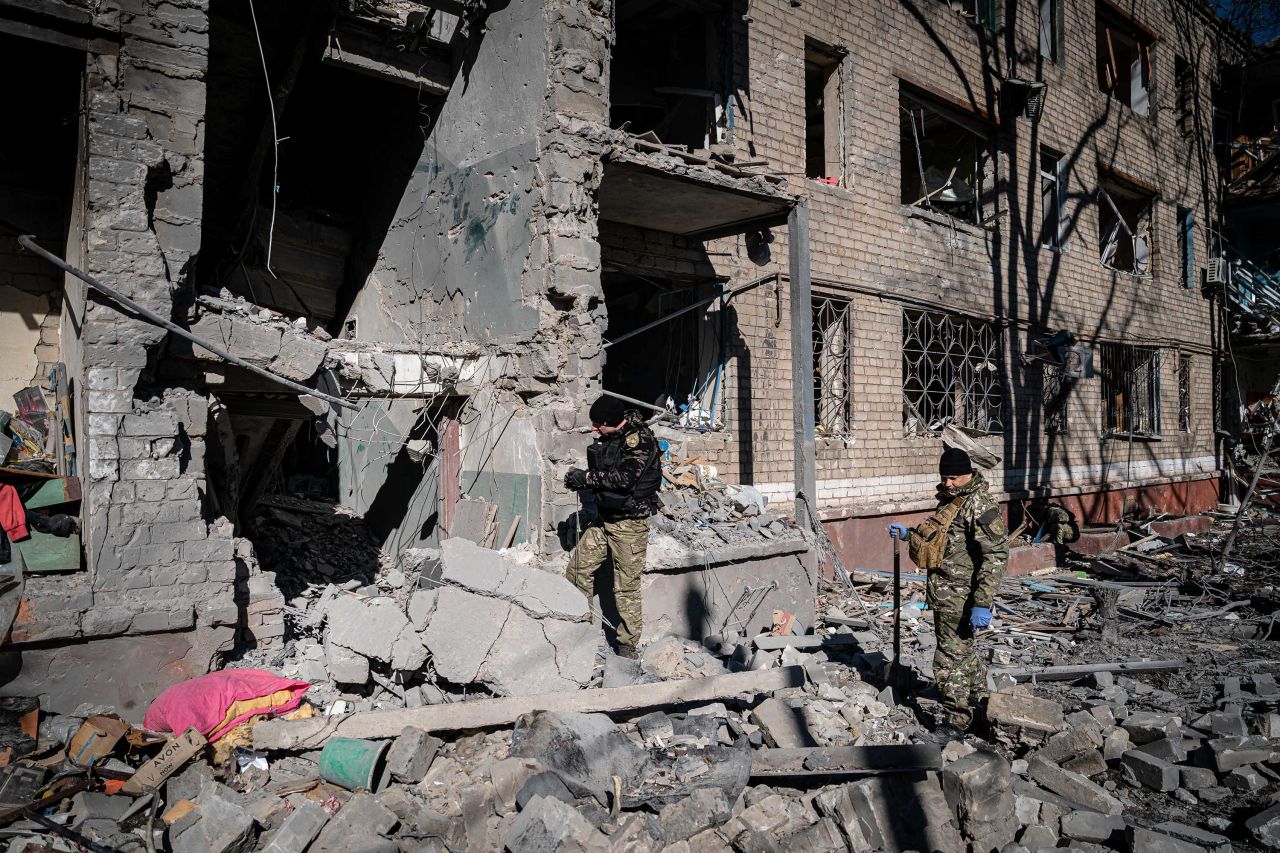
[909, 494, 971, 571]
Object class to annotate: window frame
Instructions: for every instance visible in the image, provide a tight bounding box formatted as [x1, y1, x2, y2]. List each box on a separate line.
[1097, 171, 1157, 278]
[902, 308, 1006, 436]
[1040, 147, 1067, 250]
[812, 294, 853, 438]
[1039, 0, 1063, 63]
[1177, 205, 1195, 289]
[1101, 343, 1162, 438]
[804, 39, 847, 186]
[899, 86, 999, 228]
[1178, 353, 1192, 433]
[1096, 3, 1156, 118]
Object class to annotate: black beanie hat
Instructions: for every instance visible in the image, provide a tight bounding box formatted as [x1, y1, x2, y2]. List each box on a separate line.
[939, 446, 973, 476]
[588, 395, 627, 426]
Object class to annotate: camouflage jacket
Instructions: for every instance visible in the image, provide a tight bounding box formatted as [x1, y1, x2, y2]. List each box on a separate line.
[585, 409, 662, 519]
[934, 471, 1009, 608]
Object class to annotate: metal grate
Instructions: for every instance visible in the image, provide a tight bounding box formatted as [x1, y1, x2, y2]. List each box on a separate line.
[1178, 354, 1192, 433]
[1100, 343, 1162, 436]
[813, 296, 852, 437]
[1043, 363, 1069, 434]
[902, 309, 1004, 435]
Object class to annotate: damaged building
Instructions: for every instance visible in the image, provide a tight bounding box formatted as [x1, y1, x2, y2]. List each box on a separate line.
[0, 0, 1248, 725]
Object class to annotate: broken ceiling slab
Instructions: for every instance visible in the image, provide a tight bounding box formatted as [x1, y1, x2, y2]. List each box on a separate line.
[323, 15, 452, 95]
[598, 144, 794, 238]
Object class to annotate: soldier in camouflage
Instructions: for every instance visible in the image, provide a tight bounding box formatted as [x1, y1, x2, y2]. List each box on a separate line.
[928, 447, 1009, 736]
[563, 395, 662, 659]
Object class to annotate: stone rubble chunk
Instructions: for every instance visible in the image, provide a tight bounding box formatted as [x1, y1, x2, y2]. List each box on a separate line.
[257, 801, 328, 853]
[516, 771, 576, 810]
[310, 793, 398, 853]
[1121, 749, 1179, 791]
[987, 689, 1067, 737]
[783, 817, 845, 853]
[327, 595, 409, 664]
[658, 788, 731, 843]
[1128, 825, 1213, 853]
[1136, 736, 1189, 763]
[1027, 756, 1123, 815]
[324, 638, 370, 684]
[1151, 821, 1233, 853]
[1060, 810, 1123, 843]
[407, 589, 437, 631]
[1019, 823, 1058, 850]
[941, 750, 1017, 852]
[1209, 736, 1273, 773]
[170, 782, 256, 853]
[750, 697, 818, 748]
[505, 795, 610, 853]
[421, 588, 511, 684]
[389, 625, 428, 671]
[387, 727, 441, 784]
[1247, 802, 1280, 848]
[510, 711, 648, 807]
[1121, 712, 1182, 745]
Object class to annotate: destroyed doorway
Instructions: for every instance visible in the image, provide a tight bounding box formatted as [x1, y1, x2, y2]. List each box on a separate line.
[611, 0, 727, 152]
[602, 273, 725, 428]
[0, 32, 81, 418]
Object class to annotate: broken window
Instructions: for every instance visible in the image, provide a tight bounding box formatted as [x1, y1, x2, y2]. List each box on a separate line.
[1040, 0, 1062, 62]
[948, 0, 998, 31]
[1177, 205, 1195, 289]
[1097, 173, 1155, 276]
[601, 273, 725, 429]
[1178, 353, 1192, 432]
[611, 1, 724, 151]
[1096, 3, 1154, 117]
[1174, 56, 1194, 135]
[813, 296, 852, 437]
[1101, 344, 1161, 437]
[900, 89, 997, 227]
[903, 310, 1004, 436]
[1040, 148, 1066, 250]
[805, 40, 845, 184]
[1043, 363, 1070, 434]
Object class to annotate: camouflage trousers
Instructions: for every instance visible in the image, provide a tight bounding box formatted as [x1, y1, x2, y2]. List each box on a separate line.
[928, 571, 989, 729]
[564, 516, 649, 648]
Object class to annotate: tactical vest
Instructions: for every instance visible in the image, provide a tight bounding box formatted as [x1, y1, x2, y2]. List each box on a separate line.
[909, 493, 972, 571]
[591, 430, 662, 517]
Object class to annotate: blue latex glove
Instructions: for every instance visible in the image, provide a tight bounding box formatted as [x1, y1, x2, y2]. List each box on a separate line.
[888, 522, 910, 541]
[970, 606, 992, 629]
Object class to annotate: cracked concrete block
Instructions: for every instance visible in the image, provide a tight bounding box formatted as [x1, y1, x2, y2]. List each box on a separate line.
[407, 589, 437, 631]
[327, 595, 409, 664]
[387, 727, 440, 784]
[311, 793, 398, 853]
[439, 538, 510, 594]
[504, 795, 609, 853]
[476, 605, 585, 695]
[258, 801, 328, 853]
[390, 625, 428, 671]
[271, 334, 327, 381]
[171, 782, 256, 853]
[421, 588, 510, 685]
[325, 639, 370, 685]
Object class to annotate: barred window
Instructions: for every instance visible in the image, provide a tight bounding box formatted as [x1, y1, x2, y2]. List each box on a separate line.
[1043, 363, 1069, 434]
[903, 310, 1004, 435]
[1178, 354, 1192, 432]
[813, 296, 852, 436]
[1101, 344, 1161, 437]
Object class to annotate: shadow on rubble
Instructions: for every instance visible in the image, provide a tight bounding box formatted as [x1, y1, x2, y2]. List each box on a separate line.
[247, 495, 382, 601]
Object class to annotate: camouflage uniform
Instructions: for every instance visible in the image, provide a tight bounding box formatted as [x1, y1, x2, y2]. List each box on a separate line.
[564, 409, 661, 649]
[927, 470, 1009, 729]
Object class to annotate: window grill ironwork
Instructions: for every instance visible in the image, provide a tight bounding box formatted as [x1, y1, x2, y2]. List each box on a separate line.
[1043, 363, 1069, 433]
[1178, 353, 1192, 433]
[813, 296, 852, 436]
[902, 309, 1004, 435]
[1100, 343, 1161, 437]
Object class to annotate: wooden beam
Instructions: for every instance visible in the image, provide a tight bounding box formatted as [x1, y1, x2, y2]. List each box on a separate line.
[254, 666, 807, 749]
[751, 744, 942, 777]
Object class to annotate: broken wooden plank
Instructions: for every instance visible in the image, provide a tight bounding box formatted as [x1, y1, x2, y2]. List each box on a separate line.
[254, 667, 806, 750]
[991, 659, 1183, 683]
[821, 615, 870, 629]
[750, 744, 942, 777]
[753, 634, 861, 651]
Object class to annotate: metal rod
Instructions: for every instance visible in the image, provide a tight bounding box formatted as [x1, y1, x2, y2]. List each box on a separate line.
[603, 273, 777, 351]
[892, 535, 902, 691]
[600, 388, 672, 417]
[18, 235, 357, 411]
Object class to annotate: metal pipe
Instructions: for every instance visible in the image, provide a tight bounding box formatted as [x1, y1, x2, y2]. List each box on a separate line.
[600, 388, 672, 417]
[603, 273, 778, 351]
[18, 235, 357, 411]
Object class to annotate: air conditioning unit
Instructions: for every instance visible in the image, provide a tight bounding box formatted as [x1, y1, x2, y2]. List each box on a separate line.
[1207, 257, 1229, 285]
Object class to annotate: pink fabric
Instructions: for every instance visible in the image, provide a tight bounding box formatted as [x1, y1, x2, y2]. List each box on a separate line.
[144, 669, 309, 742]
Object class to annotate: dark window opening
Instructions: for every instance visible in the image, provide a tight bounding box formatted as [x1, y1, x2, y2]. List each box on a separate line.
[805, 40, 844, 183]
[1098, 172, 1155, 276]
[1043, 364, 1070, 434]
[1178, 205, 1195, 288]
[900, 88, 997, 226]
[1101, 343, 1161, 437]
[611, 1, 725, 152]
[1040, 148, 1066, 249]
[948, 0, 999, 31]
[601, 273, 725, 429]
[1174, 56, 1194, 135]
[1040, 0, 1062, 62]
[1096, 3, 1154, 117]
